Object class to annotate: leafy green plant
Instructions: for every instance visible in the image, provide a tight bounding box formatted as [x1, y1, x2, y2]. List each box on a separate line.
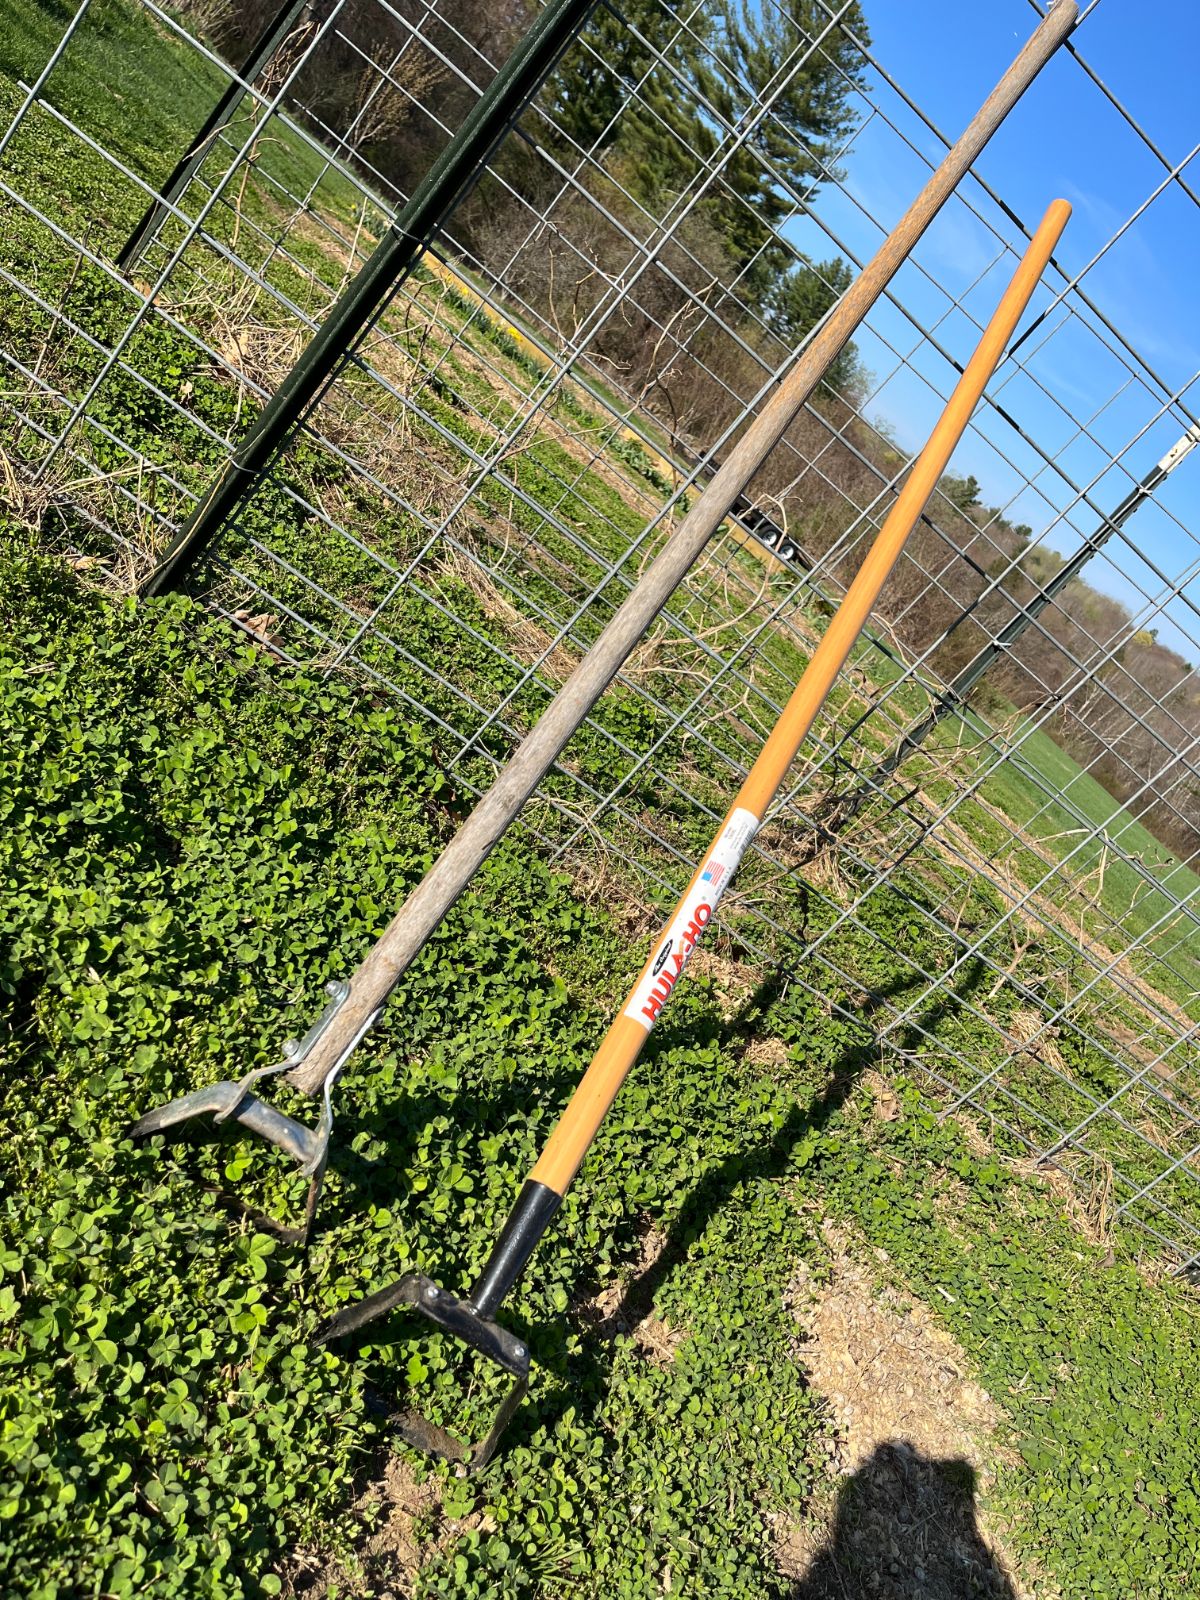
[0, 547, 824, 1597]
[5, 541, 1200, 1600]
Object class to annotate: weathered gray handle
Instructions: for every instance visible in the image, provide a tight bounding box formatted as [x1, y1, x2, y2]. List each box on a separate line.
[288, 0, 1077, 1095]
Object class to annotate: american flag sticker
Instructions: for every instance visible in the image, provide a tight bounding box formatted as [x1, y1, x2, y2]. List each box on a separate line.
[700, 861, 725, 888]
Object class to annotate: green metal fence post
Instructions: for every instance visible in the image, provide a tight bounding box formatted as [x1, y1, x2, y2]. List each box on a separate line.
[117, 0, 312, 275]
[140, 0, 597, 598]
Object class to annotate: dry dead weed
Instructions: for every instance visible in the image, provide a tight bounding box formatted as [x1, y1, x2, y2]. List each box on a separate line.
[436, 543, 578, 683]
[689, 945, 759, 1021]
[577, 1223, 686, 1365]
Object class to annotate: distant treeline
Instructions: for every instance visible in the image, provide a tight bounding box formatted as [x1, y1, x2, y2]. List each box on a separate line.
[185, 0, 1200, 863]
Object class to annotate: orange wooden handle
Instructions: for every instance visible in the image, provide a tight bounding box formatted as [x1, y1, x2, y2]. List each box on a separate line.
[530, 199, 1071, 1196]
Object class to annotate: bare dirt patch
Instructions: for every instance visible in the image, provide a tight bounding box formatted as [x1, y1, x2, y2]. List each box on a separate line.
[777, 1231, 1040, 1599]
[578, 1223, 687, 1365]
[282, 1451, 482, 1599]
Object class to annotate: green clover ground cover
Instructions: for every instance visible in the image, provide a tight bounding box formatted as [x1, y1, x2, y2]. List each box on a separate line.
[5, 541, 1200, 1599]
[0, 543, 822, 1598]
[3, 10, 1200, 1593]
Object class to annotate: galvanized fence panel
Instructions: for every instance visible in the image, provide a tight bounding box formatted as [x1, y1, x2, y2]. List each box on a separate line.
[3, 0, 1199, 1264]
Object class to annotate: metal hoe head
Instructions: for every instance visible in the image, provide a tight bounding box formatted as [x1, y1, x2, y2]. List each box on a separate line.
[130, 980, 377, 1243]
[316, 1274, 530, 1473]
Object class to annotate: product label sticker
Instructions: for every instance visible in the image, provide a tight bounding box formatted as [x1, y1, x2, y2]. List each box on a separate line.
[623, 807, 759, 1032]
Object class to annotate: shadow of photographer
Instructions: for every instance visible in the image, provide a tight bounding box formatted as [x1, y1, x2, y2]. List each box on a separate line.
[790, 1441, 1016, 1599]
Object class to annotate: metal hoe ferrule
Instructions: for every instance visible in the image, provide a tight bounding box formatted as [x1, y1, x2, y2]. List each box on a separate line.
[131, 979, 380, 1243]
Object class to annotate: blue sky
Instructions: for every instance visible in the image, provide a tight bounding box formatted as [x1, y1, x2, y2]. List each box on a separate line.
[784, 0, 1200, 663]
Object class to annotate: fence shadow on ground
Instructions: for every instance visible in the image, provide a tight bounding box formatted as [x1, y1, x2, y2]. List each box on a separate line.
[586, 954, 989, 1354]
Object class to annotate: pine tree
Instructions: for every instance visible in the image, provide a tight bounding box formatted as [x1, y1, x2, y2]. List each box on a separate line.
[766, 255, 864, 401]
[547, 0, 870, 297]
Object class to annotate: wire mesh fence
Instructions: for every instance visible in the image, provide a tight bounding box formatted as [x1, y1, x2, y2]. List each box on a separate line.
[3, 0, 1200, 1267]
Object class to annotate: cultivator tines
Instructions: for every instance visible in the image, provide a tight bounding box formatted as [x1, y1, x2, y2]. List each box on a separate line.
[131, 979, 379, 1244]
[317, 1272, 532, 1474]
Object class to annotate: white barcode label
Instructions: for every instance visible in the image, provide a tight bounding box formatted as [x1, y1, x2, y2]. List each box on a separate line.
[623, 807, 759, 1032]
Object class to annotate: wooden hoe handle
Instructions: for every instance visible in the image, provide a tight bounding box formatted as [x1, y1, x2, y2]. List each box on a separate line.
[286, 4, 1078, 1097]
[319, 201, 1073, 1402]
[528, 199, 1072, 1198]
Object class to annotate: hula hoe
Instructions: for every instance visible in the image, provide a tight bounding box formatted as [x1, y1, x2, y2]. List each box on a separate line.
[317, 202, 1072, 1469]
[129, 4, 1078, 1246]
